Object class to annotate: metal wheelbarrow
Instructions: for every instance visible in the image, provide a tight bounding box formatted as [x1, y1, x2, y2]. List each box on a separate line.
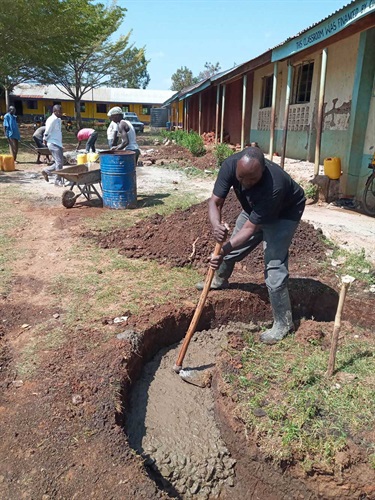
[57, 165, 103, 208]
[20, 141, 52, 164]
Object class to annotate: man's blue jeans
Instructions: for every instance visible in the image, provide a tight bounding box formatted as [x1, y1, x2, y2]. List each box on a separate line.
[224, 211, 300, 292]
[86, 131, 98, 152]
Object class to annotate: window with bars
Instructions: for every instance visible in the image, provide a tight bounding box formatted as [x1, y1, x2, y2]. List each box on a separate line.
[293, 61, 314, 104]
[261, 75, 273, 108]
[142, 105, 151, 115]
[80, 102, 86, 112]
[27, 100, 38, 110]
[96, 103, 107, 113]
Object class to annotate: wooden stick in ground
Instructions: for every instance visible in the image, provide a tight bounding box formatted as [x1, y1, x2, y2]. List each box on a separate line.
[173, 241, 223, 373]
[326, 275, 355, 377]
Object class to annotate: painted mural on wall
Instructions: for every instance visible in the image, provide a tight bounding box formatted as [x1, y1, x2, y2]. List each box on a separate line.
[323, 98, 351, 130]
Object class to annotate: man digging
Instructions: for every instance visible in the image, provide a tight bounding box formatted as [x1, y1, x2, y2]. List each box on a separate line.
[198, 147, 306, 345]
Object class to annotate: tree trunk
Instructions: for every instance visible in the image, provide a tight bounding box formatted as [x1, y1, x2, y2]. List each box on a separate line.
[5, 87, 9, 109]
[75, 99, 82, 129]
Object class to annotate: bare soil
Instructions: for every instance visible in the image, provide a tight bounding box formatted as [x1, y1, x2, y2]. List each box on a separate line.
[0, 144, 374, 500]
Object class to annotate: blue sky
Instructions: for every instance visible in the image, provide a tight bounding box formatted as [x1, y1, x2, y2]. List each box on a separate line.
[114, 0, 347, 90]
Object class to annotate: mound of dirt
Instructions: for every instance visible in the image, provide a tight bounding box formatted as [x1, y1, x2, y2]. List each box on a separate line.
[95, 190, 327, 277]
[141, 143, 218, 171]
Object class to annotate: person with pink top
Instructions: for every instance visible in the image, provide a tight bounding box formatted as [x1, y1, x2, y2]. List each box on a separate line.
[75, 128, 98, 153]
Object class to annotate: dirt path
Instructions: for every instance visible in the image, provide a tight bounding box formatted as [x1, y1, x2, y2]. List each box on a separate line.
[303, 204, 375, 260]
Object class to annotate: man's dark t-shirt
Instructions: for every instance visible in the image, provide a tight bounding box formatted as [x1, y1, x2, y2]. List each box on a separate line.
[213, 149, 306, 225]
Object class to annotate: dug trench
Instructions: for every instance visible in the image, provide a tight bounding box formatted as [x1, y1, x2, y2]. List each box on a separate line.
[98, 193, 375, 499]
[116, 279, 374, 500]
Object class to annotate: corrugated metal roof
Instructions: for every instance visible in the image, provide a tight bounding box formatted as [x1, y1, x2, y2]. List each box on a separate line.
[164, 65, 243, 104]
[12, 84, 175, 104]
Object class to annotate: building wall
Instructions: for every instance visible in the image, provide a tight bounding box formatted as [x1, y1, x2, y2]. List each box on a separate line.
[223, 79, 243, 145]
[201, 87, 217, 133]
[359, 83, 375, 194]
[249, 63, 275, 151]
[249, 33, 360, 166]
[320, 34, 359, 170]
[8, 98, 161, 123]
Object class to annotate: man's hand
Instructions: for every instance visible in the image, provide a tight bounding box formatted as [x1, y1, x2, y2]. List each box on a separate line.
[209, 253, 223, 270]
[212, 223, 228, 243]
[43, 140, 47, 146]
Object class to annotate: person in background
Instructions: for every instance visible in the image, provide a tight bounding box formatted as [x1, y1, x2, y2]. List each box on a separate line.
[75, 128, 98, 153]
[33, 125, 46, 149]
[199, 147, 306, 345]
[107, 119, 118, 149]
[33, 125, 48, 164]
[107, 106, 140, 164]
[42, 104, 64, 186]
[3, 106, 21, 162]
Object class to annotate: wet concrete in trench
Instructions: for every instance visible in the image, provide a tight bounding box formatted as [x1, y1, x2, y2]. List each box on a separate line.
[126, 324, 249, 499]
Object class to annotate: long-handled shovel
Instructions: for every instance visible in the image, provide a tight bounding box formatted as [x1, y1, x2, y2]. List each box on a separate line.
[173, 241, 223, 387]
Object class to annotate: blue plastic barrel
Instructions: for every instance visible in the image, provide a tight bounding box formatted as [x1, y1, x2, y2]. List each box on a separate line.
[100, 151, 136, 209]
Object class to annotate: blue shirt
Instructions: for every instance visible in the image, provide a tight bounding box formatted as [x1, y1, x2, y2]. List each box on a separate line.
[3, 113, 20, 140]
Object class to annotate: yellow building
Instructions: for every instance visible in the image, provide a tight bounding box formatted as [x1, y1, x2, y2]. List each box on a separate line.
[6, 84, 175, 124]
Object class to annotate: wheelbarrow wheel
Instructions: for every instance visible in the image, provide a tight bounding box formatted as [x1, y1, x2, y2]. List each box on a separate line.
[62, 190, 77, 208]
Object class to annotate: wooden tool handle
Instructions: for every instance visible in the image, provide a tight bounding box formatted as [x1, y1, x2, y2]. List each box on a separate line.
[326, 281, 350, 377]
[174, 242, 223, 370]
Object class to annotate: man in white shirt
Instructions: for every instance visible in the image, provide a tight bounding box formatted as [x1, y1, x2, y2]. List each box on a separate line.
[107, 120, 118, 149]
[107, 106, 140, 164]
[42, 105, 64, 186]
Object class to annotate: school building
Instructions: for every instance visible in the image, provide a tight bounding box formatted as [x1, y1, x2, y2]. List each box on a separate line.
[4, 85, 175, 124]
[164, 0, 375, 202]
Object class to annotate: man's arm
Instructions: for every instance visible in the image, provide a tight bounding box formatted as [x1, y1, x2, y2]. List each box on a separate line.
[209, 215, 259, 270]
[3, 115, 9, 136]
[208, 195, 227, 242]
[112, 121, 129, 150]
[43, 117, 53, 145]
[75, 141, 82, 151]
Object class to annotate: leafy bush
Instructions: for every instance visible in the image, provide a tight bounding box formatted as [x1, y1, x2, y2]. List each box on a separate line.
[300, 181, 318, 200]
[213, 143, 233, 167]
[181, 131, 206, 157]
[162, 130, 206, 157]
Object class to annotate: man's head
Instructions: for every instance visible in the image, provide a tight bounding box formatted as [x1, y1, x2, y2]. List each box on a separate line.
[107, 106, 123, 123]
[8, 106, 15, 115]
[53, 105, 62, 118]
[236, 147, 265, 189]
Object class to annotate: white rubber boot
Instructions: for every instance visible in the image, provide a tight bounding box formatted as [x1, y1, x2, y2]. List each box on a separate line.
[260, 287, 294, 344]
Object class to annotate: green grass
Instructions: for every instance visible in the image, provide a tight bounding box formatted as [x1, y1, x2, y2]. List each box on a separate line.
[0, 186, 27, 295]
[321, 243, 375, 286]
[49, 241, 201, 328]
[224, 326, 375, 472]
[16, 324, 67, 377]
[163, 161, 219, 178]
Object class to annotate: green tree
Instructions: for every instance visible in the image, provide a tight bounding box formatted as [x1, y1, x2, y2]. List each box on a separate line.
[170, 66, 197, 92]
[36, 0, 150, 128]
[0, 0, 62, 109]
[196, 62, 221, 82]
